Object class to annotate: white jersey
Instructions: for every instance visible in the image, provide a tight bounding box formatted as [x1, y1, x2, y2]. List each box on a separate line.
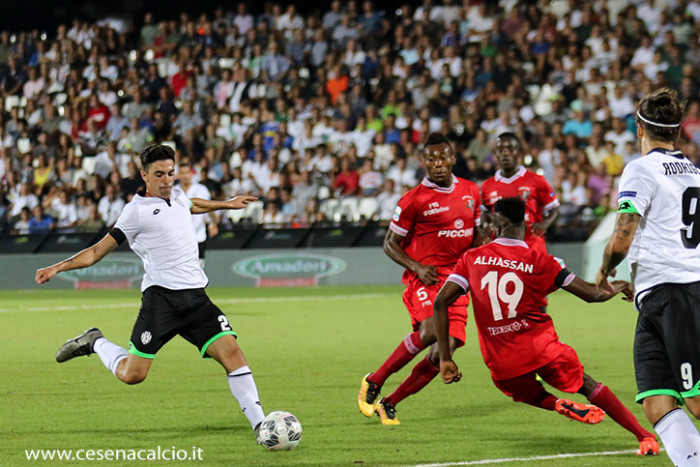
[174, 183, 211, 243]
[617, 148, 700, 296]
[113, 192, 208, 291]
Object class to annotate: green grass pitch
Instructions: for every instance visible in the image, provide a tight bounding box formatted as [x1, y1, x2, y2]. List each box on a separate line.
[0, 285, 687, 466]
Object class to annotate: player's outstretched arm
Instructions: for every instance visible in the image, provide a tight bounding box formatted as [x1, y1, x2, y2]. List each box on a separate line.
[35, 233, 119, 284]
[433, 281, 463, 383]
[383, 229, 438, 285]
[190, 195, 258, 214]
[596, 211, 640, 292]
[563, 276, 634, 303]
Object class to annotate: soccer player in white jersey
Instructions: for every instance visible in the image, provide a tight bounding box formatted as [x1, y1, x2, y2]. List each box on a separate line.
[35, 145, 267, 443]
[596, 88, 700, 466]
[175, 158, 218, 267]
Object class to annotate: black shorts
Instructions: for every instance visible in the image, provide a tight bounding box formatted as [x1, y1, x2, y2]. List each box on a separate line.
[197, 240, 207, 259]
[634, 281, 700, 403]
[128, 286, 236, 359]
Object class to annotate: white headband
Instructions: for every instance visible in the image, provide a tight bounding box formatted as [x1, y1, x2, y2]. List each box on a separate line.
[636, 111, 681, 128]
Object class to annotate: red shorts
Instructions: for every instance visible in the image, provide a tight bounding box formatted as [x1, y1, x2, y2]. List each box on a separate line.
[492, 344, 584, 401]
[402, 278, 469, 344]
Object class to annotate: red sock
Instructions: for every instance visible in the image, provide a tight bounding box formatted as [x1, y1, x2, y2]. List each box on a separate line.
[370, 331, 424, 386]
[587, 383, 654, 441]
[384, 356, 440, 405]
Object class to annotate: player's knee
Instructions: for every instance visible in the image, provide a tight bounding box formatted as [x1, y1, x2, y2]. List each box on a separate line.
[642, 396, 678, 424]
[118, 367, 148, 385]
[685, 398, 700, 420]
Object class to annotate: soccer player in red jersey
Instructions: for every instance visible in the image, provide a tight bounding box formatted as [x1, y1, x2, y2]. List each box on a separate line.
[480, 132, 559, 255]
[434, 197, 659, 455]
[357, 133, 486, 425]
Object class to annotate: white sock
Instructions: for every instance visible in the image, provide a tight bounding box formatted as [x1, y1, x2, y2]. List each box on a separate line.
[227, 365, 265, 429]
[655, 408, 700, 466]
[93, 337, 128, 377]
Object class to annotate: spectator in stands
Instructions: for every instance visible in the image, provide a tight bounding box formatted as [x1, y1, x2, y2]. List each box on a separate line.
[28, 204, 53, 234]
[375, 178, 401, 222]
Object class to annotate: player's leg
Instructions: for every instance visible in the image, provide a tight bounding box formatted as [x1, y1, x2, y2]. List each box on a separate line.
[493, 373, 559, 411]
[206, 335, 266, 435]
[375, 308, 468, 425]
[358, 282, 431, 416]
[534, 346, 605, 424]
[576, 372, 657, 454]
[56, 326, 156, 385]
[179, 293, 265, 437]
[636, 284, 700, 465]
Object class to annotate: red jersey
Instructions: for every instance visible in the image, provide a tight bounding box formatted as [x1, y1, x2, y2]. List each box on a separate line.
[390, 176, 481, 281]
[448, 238, 575, 380]
[480, 167, 559, 248]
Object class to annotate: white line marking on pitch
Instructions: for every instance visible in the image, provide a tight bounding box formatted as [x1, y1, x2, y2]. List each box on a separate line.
[408, 448, 664, 466]
[0, 293, 394, 313]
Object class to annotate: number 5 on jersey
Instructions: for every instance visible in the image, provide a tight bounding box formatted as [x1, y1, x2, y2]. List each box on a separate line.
[481, 271, 524, 321]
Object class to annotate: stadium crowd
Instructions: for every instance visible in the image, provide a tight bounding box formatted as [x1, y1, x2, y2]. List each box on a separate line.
[1, 0, 700, 240]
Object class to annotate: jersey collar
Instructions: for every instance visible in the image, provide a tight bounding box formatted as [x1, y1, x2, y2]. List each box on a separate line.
[493, 237, 529, 248]
[421, 175, 457, 193]
[646, 147, 684, 159]
[494, 166, 527, 184]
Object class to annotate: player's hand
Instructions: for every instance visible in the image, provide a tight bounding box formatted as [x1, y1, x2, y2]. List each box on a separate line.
[595, 267, 616, 294]
[440, 359, 462, 384]
[35, 265, 59, 284]
[531, 222, 548, 236]
[228, 195, 257, 210]
[610, 280, 634, 302]
[416, 264, 439, 285]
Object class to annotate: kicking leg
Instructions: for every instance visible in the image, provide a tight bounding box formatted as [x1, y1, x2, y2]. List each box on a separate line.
[56, 328, 151, 384]
[579, 373, 658, 454]
[206, 335, 265, 432]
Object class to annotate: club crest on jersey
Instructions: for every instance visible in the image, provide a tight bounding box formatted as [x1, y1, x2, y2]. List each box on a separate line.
[518, 186, 531, 201]
[462, 195, 475, 211]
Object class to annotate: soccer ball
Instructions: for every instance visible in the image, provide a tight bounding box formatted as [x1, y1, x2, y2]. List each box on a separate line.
[258, 411, 302, 451]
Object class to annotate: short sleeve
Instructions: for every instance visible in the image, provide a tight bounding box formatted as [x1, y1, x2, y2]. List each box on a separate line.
[389, 193, 418, 237]
[113, 204, 140, 245]
[446, 253, 471, 292]
[546, 255, 575, 291]
[472, 185, 482, 226]
[172, 187, 194, 210]
[536, 175, 560, 212]
[617, 161, 654, 216]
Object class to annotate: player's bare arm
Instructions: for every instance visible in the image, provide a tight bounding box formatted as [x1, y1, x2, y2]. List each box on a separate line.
[596, 212, 641, 292]
[433, 281, 463, 383]
[531, 205, 559, 236]
[190, 195, 258, 214]
[383, 229, 438, 285]
[35, 234, 119, 284]
[564, 276, 634, 303]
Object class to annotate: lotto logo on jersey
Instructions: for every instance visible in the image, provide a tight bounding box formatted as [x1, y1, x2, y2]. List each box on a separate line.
[393, 206, 402, 222]
[437, 228, 474, 238]
[518, 186, 531, 201]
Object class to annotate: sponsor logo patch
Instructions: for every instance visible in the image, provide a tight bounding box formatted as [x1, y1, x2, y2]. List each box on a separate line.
[618, 191, 637, 198]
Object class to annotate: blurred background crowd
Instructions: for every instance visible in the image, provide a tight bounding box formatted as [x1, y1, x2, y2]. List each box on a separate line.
[1, 0, 700, 241]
